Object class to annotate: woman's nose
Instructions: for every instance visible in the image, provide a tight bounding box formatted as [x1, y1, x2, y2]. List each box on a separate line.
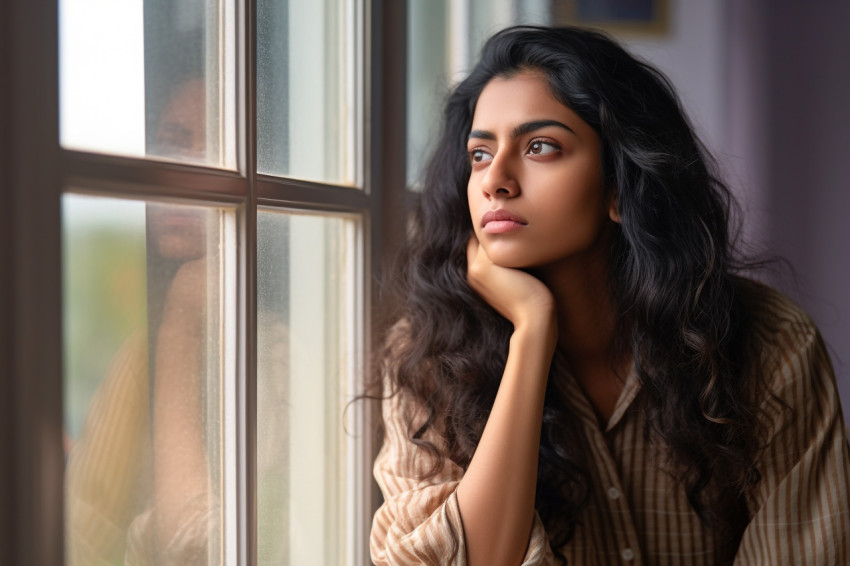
[480, 155, 520, 199]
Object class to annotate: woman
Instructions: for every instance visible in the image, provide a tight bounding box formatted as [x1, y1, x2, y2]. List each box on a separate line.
[369, 26, 850, 565]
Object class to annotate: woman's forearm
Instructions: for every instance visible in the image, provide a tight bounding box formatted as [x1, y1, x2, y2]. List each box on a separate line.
[456, 316, 556, 566]
[152, 260, 210, 545]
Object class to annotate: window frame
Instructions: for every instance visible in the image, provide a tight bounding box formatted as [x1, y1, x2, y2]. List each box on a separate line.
[0, 0, 408, 563]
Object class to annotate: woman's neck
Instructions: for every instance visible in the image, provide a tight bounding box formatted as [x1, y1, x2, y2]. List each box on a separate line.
[531, 237, 630, 424]
[537, 260, 617, 362]
[531, 233, 619, 363]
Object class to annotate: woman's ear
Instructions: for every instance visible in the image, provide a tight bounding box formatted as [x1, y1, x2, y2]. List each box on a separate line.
[608, 192, 621, 223]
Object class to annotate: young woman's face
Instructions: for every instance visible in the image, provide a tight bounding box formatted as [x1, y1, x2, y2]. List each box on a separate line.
[467, 70, 618, 271]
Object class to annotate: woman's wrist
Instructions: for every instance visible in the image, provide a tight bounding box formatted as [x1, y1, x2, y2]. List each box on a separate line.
[511, 310, 558, 358]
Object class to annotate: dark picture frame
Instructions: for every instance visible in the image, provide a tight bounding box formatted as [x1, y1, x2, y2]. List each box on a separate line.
[552, 0, 671, 37]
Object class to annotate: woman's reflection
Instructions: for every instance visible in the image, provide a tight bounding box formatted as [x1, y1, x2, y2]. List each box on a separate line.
[68, 77, 216, 565]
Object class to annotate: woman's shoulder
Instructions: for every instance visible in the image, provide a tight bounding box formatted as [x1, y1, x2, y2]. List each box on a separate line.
[735, 278, 817, 335]
[385, 318, 413, 348]
[377, 318, 413, 379]
[734, 277, 832, 388]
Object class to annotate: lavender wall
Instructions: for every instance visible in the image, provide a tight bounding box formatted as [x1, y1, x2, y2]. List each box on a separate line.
[730, 1, 850, 412]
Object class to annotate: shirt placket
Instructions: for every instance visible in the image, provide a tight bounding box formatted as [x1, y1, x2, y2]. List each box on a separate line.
[559, 356, 645, 565]
[586, 421, 644, 565]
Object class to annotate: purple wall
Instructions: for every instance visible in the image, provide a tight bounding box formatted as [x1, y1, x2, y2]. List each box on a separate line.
[727, 1, 850, 412]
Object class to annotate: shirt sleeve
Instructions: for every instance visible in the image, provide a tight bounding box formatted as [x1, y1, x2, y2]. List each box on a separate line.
[370, 386, 557, 566]
[735, 322, 850, 564]
[65, 332, 151, 566]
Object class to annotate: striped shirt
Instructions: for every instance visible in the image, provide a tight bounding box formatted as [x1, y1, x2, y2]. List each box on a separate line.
[371, 285, 850, 565]
[65, 332, 152, 566]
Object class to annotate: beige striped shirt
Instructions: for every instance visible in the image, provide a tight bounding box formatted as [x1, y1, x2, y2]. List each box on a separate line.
[371, 286, 850, 565]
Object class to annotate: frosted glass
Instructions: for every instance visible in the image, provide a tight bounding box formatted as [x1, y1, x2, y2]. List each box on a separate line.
[63, 194, 231, 564]
[257, 0, 359, 184]
[257, 209, 357, 565]
[60, 0, 236, 168]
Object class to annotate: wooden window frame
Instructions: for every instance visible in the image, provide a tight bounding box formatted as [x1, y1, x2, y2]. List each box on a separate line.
[0, 0, 407, 564]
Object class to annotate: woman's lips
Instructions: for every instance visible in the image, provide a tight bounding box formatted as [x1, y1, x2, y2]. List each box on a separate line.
[481, 209, 527, 234]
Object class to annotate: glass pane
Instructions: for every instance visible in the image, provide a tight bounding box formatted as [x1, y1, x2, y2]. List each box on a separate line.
[59, 0, 237, 168]
[257, 0, 360, 184]
[63, 194, 236, 564]
[257, 210, 359, 565]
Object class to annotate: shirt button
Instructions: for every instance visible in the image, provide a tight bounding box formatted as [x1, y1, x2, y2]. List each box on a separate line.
[621, 548, 635, 561]
[607, 487, 621, 500]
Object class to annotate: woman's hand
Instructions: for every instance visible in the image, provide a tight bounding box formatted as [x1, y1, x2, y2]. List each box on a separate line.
[459, 234, 558, 566]
[466, 234, 556, 332]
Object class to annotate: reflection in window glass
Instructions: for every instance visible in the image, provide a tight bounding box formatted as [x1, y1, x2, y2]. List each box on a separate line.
[257, 210, 359, 565]
[59, 0, 236, 168]
[63, 194, 234, 565]
[257, 0, 360, 184]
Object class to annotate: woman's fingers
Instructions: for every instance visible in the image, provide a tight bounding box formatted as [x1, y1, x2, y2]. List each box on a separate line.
[466, 233, 554, 327]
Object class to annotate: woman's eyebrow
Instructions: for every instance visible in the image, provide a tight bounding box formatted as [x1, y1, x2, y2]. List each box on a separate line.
[468, 119, 576, 142]
[513, 119, 575, 137]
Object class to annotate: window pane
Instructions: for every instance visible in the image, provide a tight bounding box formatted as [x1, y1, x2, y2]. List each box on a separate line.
[59, 0, 237, 168]
[63, 194, 236, 564]
[257, 210, 359, 565]
[257, 0, 360, 184]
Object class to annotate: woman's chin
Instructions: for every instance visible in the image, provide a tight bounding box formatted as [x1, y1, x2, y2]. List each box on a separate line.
[485, 251, 534, 270]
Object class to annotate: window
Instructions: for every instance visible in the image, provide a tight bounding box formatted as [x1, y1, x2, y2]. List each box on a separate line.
[3, 0, 407, 564]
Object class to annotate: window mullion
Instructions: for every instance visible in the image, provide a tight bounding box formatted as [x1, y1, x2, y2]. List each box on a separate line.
[361, 1, 409, 565]
[257, 177, 372, 212]
[237, 0, 259, 564]
[62, 150, 248, 201]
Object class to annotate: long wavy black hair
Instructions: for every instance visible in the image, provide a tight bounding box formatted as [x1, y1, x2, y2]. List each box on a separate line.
[375, 25, 768, 563]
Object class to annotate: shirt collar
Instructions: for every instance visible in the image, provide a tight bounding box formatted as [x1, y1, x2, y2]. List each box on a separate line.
[551, 348, 641, 433]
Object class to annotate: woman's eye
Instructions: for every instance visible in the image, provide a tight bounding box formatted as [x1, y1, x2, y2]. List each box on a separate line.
[528, 140, 559, 156]
[470, 149, 493, 163]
